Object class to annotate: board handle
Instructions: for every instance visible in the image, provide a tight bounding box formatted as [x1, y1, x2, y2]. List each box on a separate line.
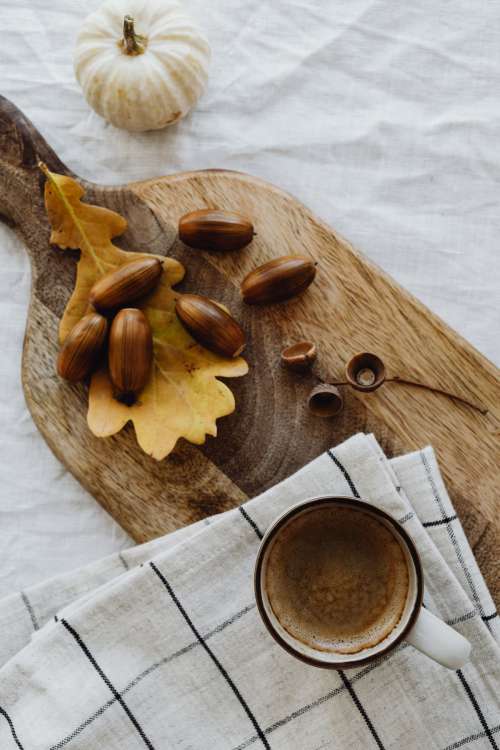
[0, 95, 72, 230]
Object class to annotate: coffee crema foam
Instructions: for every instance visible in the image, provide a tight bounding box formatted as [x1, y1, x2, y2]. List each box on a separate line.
[265, 506, 409, 654]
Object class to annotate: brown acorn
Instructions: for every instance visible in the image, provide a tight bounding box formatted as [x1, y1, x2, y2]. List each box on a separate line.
[108, 308, 153, 404]
[241, 255, 316, 305]
[345, 352, 386, 392]
[57, 312, 108, 383]
[179, 209, 254, 251]
[89, 257, 163, 311]
[175, 294, 246, 358]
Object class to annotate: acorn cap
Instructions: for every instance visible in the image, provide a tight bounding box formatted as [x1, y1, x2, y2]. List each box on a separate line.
[308, 384, 344, 417]
[345, 352, 386, 392]
[281, 341, 317, 373]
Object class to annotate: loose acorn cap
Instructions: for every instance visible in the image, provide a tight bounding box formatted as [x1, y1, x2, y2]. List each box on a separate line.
[89, 257, 163, 311]
[179, 209, 254, 251]
[345, 352, 386, 392]
[308, 384, 344, 417]
[108, 308, 153, 404]
[281, 341, 317, 373]
[57, 312, 108, 383]
[241, 255, 317, 305]
[175, 294, 246, 358]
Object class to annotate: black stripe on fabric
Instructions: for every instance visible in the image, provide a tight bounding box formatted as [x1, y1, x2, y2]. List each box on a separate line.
[446, 610, 477, 627]
[339, 671, 385, 750]
[118, 552, 130, 571]
[20, 592, 39, 631]
[0, 707, 24, 750]
[456, 669, 499, 750]
[423, 515, 458, 528]
[238, 506, 263, 540]
[443, 724, 500, 750]
[327, 449, 361, 498]
[51, 603, 256, 750]
[420, 452, 490, 631]
[61, 619, 155, 750]
[482, 612, 498, 622]
[150, 562, 270, 750]
[398, 511, 415, 525]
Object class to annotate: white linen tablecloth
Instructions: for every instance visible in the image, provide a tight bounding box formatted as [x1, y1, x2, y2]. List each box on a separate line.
[0, 0, 499, 595]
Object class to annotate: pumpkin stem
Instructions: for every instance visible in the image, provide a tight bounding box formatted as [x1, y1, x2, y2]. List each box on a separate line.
[122, 15, 146, 55]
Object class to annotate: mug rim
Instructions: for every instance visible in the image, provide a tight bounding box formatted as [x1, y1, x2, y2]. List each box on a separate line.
[254, 495, 424, 669]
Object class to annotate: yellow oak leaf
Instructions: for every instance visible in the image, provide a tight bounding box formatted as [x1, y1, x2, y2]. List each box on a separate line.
[42, 165, 248, 459]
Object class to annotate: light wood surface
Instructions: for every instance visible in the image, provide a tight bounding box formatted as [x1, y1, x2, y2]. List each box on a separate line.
[0, 96, 498, 604]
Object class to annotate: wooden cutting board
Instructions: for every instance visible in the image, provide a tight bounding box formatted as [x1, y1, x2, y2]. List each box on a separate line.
[0, 96, 498, 605]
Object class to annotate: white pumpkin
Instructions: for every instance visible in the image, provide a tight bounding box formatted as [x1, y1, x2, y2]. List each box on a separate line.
[74, 0, 210, 131]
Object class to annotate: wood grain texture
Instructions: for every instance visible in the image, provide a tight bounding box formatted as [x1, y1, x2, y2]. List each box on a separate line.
[0, 96, 498, 605]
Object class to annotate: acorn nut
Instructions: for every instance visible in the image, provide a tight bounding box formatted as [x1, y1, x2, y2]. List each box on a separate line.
[176, 294, 246, 358]
[241, 255, 316, 305]
[179, 209, 254, 251]
[57, 312, 108, 383]
[89, 257, 163, 311]
[109, 308, 153, 404]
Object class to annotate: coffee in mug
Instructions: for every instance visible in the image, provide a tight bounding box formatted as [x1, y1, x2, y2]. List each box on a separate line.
[255, 496, 471, 669]
[266, 506, 409, 655]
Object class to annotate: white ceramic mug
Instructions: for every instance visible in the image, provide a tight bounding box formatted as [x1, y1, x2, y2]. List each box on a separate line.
[254, 496, 471, 670]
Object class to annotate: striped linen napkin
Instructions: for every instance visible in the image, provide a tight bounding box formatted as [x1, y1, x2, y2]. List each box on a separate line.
[0, 433, 498, 750]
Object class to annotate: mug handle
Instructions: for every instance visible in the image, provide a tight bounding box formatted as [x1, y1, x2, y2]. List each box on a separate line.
[406, 608, 471, 669]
